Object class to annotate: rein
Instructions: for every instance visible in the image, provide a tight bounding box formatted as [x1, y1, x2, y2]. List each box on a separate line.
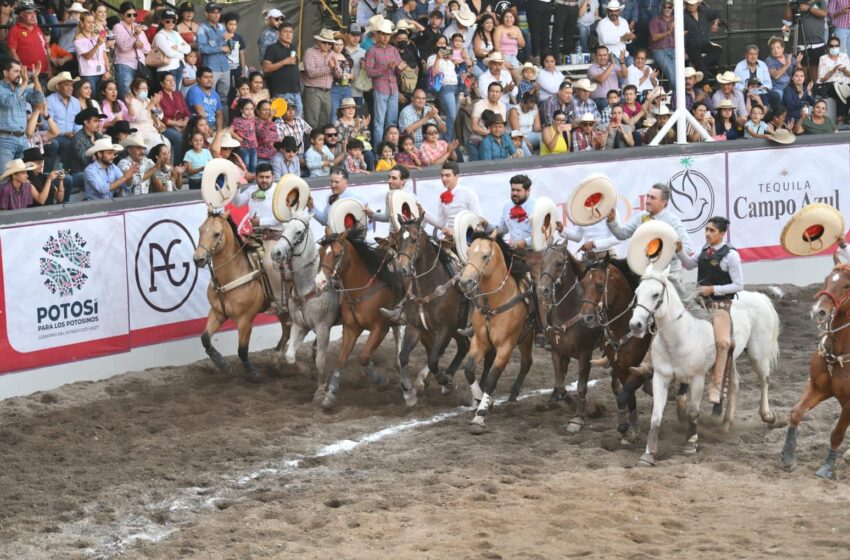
[320, 236, 392, 310]
[584, 265, 638, 357]
[540, 248, 584, 335]
[279, 220, 321, 308]
[814, 287, 850, 372]
[199, 215, 261, 312]
[395, 227, 456, 332]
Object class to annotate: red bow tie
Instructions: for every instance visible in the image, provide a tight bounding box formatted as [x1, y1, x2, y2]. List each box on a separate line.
[440, 190, 454, 204]
[510, 205, 528, 222]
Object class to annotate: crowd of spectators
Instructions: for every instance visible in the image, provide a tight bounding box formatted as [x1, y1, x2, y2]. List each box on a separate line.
[0, 0, 848, 210]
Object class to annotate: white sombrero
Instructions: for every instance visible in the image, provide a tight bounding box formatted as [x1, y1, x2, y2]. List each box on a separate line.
[627, 220, 678, 276]
[531, 197, 558, 252]
[769, 129, 796, 145]
[780, 203, 845, 257]
[454, 210, 485, 263]
[329, 198, 367, 233]
[201, 158, 242, 209]
[272, 174, 310, 222]
[388, 189, 421, 231]
[567, 174, 617, 226]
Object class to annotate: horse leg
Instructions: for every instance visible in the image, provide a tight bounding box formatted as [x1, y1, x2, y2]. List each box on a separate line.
[201, 312, 230, 374]
[392, 324, 403, 372]
[441, 334, 470, 392]
[722, 364, 740, 433]
[638, 372, 670, 467]
[815, 402, 850, 480]
[399, 326, 423, 407]
[277, 314, 290, 366]
[509, 332, 534, 401]
[549, 351, 571, 405]
[566, 352, 592, 433]
[752, 353, 777, 425]
[676, 382, 689, 423]
[358, 324, 391, 387]
[781, 380, 831, 470]
[616, 374, 644, 445]
[312, 324, 333, 403]
[324, 325, 363, 410]
[284, 321, 307, 365]
[463, 335, 487, 406]
[427, 329, 452, 387]
[683, 374, 705, 454]
[236, 316, 261, 383]
[469, 345, 513, 435]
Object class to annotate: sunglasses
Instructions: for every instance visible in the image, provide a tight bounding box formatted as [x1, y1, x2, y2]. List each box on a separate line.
[284, 148, 297, 153]
[325, 132, 338, 137]
[125, 12, 136, 17]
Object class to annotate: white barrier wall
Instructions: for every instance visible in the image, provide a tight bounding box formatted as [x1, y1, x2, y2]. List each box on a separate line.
[0, 143, 847, 385]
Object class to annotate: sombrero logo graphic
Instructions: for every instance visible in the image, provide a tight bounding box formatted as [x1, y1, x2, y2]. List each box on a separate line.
[668, 157, 715, 234]
[39, 229, 91, 297]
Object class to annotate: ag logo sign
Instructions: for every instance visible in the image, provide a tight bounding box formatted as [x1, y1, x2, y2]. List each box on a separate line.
[134, 219, 198, 312]
[668, 157, 715, 234]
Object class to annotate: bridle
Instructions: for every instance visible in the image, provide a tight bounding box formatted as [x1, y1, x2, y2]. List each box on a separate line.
[277, 217, 312, 260]
[460, 237, 511, 298]
[318, 233, 391, 294]
[395, 225, 443, 279]
[539, 245, 579, 307]
[582, 262, 639, 356]
[633, 276, 668, 336]
[814, 278, 850, 371]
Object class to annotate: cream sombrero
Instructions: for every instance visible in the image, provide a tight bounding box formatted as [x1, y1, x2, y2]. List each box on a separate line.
[272, 174, 310, 222]
[0, 159, 37, 180]
[388, 189, 421, 231]
[567, 174, 617, 227]
[329, 198, 367, 233]
[627, 220, 678, 276]
[780, 203, 845, 257]
[454, 210, 485, 263]
[531, 197, 558, 252]
[768, 129, 796, 145]
[201, 158, 242, 209]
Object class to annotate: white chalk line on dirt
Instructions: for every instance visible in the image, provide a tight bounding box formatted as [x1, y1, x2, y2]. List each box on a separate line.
[81, 379, 598, 558]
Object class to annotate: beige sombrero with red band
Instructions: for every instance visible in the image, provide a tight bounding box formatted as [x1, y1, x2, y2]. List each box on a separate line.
[780, 203, 845, 257]
[272, 174, 310, 222]
[329, 198, 367, 233]
[567, 174, 617, 226]
[454, 210, 485, 263]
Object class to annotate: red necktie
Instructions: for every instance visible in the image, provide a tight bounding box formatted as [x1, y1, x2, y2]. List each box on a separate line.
[707, 247, 715, 257]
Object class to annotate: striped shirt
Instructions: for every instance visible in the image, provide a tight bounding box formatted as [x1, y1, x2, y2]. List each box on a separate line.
[365, 44, 402, 95]
[830, 0, 850, 29]
[303, 46, 334, 90]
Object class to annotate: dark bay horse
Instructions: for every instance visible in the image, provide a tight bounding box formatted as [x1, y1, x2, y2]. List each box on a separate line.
[577, 257, 652, 443]
[537, 245, 605, 433]
[457, 232, 534, 434]
[390, 216, 470, 407]
[782, 258, 850, 479]
[193, 210, 288, 381]
[315, 228, 403, 409]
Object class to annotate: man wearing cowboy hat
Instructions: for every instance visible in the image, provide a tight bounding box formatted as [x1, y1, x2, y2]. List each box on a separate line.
[571, 78, 601, 122]
[711, 71, 747, 124]
[596, 0, 634, 63]
[399, 88, 447, 147]
[197, 3, 231, 115]
[117, 134, 157, 196]
[7, 1, 48, 82]
[649, 0, 676, 88]
[257, 8, 285, 67]
[302, 29, 338, 129]
[23, 147, 65, 206]
[365, 20, 409, 145]
[570, 112, 605, 150]
[56, 3, 87, 59]
[444, 4, 476, 52]
[683, 0, 723, 76]
[272, 136, 302, 179]
[0, 158, 53, 209]
[83, 139, 137, 200]
[671, 67, 706, 110]
[70, 107, 106, 185]
[263, 21, 303, 118]
[675, 215, 743, 411]
[480, 113, 518, 160]
[0, 59, 44, 173]
[478, 52, 515, 106]
[45, 71, 81, 173]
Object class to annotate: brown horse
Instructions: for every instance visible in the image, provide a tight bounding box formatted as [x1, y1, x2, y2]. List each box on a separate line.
[457, 232, 534, 434]
[781, 257, 850, 479]
[576, 257, 652, 443]
[315, 228, 402, 409]
[193, 210, 288, 381]
[390, 216, 470, 407]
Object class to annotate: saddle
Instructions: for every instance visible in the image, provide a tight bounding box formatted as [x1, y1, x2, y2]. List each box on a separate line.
[244, 231, 276, 312]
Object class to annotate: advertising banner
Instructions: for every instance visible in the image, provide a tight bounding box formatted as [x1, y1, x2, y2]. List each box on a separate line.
[0, 215, 130, 372]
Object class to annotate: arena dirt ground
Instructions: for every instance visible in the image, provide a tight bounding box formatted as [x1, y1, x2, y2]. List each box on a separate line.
[2, 283, 850, 559]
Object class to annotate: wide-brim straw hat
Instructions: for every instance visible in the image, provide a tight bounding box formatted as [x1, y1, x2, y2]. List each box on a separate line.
[683, 67, 704, 82]
[218, 132, 241, 149]
[531, 196, 558, 252]
[85, 138, 124, 157]
[483, 52, 506, 64]
[0, 159, 37, 180]
[120, 134, 147, 149]
[314, 28, 337, 43]
[716, 98, 737, 110]
[573, 78, 597, 92]
[520, 62, 539, 80]
[272, 174, 311, 222]
[453, 5, 476, 26]
[627, 220, 679, 276]
[606, 0, 623, 10]
[388, 190, 422, 231]
[339, 97, 357, 109]
[716, 71, 741, 84]
[201, 158, 242, 209]
[780, 203, 845, 257]
[366, 14, 386, 33]
[453, 210, 485, 263]
[579, 112, 597, 123]
[567, 174, 617, 227]
[769, 128, 796, 145]
[47, 71, 80, 92]
[66, 2, 86, 13]
[329, 198, 368, 233]
[653, 104, 672, 116]
[374, 20, 395, 35]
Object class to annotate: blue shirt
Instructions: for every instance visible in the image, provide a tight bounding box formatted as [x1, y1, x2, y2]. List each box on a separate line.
[479, 132, 516, 160]
[197, 21, 229, 72]
[46, 92, 81, 135]
[0, 82, 44, 133]
[185, 85, 222, 128]
[312, 188, 368, 226]
[497, 196, 535, 247]
[84, 161, 124, 200]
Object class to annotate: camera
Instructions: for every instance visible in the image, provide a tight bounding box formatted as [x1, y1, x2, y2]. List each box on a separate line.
[789, 0, 801, 18]
[440, 48, 451, 56]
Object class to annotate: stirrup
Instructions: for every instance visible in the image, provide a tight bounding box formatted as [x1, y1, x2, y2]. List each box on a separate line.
[379, 306, 406, 325]
[457, 325, 474, 337]
[629, 364, 652, 377]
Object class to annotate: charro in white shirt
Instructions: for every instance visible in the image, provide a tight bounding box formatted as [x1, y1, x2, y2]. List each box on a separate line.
[232, 181, 281, 230]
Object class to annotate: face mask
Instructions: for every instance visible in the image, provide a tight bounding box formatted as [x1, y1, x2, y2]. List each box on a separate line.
[138, 90, 149, 100]
[831, 47, 841, 56]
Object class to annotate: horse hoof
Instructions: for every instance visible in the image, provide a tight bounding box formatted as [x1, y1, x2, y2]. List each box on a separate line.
[402, 389, 418, 408]
[312, 388, 325, 404]
[815, 466, 836, 480]
[244, 366, 262, 383]
[566, 418, 584, 433]
[844, 448, 850, 465]
[620, 429, 638, 445]
[469, 415, 488, 435]
[722, 421, 733, 434]
[683, 442, 699, 455]
[322, 393, 336, 410]
[637, 453, 656, 468]
[440, 383, 454, 396]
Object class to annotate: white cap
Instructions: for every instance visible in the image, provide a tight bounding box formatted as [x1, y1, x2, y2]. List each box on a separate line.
[265, 8, 284, 18]
[510, 130, 524, 138]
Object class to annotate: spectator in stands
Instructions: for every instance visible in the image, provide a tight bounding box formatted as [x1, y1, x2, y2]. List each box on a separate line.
[197, 3, 231, 114]
[322, 123, 348, 167]
[597, 89, 620, 128]
[711, 71, 747, 124]
[733, 44, 774, 99]
[56, 3, 85, 68]
[375, 142, 396, 171]
[626, 49, 658, 96]
[783, 67, 814, 125]
[509, 92, 542, 149]
[743, 77, 769, 115]
[766, 36, 801, 98]
[643, 104, 675, 144]
[127, 78, 170, 151]
[277, 102, 311, 156]
[186, 67, 223, 131]
[713, 98, 743, 139]
[230, 98, 258, 173]
[783, 0, 827, 81]
[571, 78, 601, 121]
[472, 14, 496, 77]
[344, 24, 367, 108]
[479, 113, 517, 160]
[303, 28, 337, 130]
[97, 80, 132, 131]
[113, 2, 151, 100]
[45, 72, 81, 173]
[526, 0, 553, 61]
[0, 158, 52, 209]
[74, 11, 110, 93]
[794, 97, 837, 134]
[551, 0, 579, 60]
[588, 46, 627, 110]
[649, 0, 675, 87]
[330, 36, 354, 120]
[255, 100, 279, 166]
[426, 43, 459, 141]
[177, 2, 199, 48]
[817, 35, 850, 123]
[117, 134, 156, 196]
[149, 143, 184, 191]
[478, 52, 514, 106]
[571, 112, 605, 151]
[357, 0, 386, 28]
[596, 0, 633, 64]
[686, 101, 714, 141]
[0, 0, 13, 44]
[577, 0, 600, 55]
[159, 73, 189, 162]
[683, 0, 722, 76]
[541, 81, 575, 127]
[335, 97, 370, 146]
[383, 125, 401, 149]
[0, 59, 44, 173]
[183, 131, 212, 189]
[399, 89, 447, 147]
[831, 1, 850, 53]
[342, 137, 370, 174]
[671, 66, 705, 111]
[541, 109, 571, 155]
[24, 147, 64, 206]
[263, 22, 302, 118]
[517, 62, 539, 99]
[444, 4, 475, 54]
[493, 7, 524, 78]
[366, 20, 406, 145]
[420, 122, 459, 165]
[247, 72, 270, 105]
[305, 128, 335, 177]
[83, 138, 136, 200]
[272, 135, 301, 179]
[468, 81, 506, 159]
[766, 105, 792, 133]
[257, 9, 284, 66]
[393, 26, 421, 105]
[631, 0, 664, 52]
[223, 13, 246, 97]
[536, 53, 561, 102]
[8, 1, 49, 83]
[154, 10, 192, 89]
[743, 104, 771, 139]
[621, 84, 648, 125]
[396, 133, 424, 169]
[211, 130, 253, 181]
[417, 10, 446, 53]
[601, 103, 635, 148]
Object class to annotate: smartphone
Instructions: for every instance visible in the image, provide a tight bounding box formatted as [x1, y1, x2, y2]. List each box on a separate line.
[100, 29, 107, 39]
[54, 162, 63, 172]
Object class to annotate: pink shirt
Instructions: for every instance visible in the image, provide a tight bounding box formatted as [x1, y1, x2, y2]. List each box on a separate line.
[74, 35, 107, 77]
[112, 21, 151, 69]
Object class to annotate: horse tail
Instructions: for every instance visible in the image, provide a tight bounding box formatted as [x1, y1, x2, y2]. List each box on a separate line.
[742, 291, 780, 376]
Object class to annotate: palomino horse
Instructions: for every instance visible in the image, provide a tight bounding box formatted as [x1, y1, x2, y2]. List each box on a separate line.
[629, 266, 780, 467]
[315, 228, 403, 409]
[576, 257, 652, 444]
[193, 210, 288, 381]
[537, 245, 604, 433]
[457, 232, 534, 434]
[781, 259, 850, 479]
[270, 210, 341, 401]
[390, 215, 470, 407]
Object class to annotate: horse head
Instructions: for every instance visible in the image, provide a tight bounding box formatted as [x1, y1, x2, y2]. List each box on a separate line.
[812, 263, 850, 325]
[394, 215, 426, 276]
[315, 230, 348, 292]
[579, 259, 610, 328]
[629, 264, 671, 337]
[539, 244, 585, 304]
[194, 210, 231, 268]
[458, 232, 502, 294]
[272, 211, 313, 264]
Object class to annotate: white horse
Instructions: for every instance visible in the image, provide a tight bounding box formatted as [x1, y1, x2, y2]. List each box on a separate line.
[270, 210, 341, 402]
[628, 266, 780, 467]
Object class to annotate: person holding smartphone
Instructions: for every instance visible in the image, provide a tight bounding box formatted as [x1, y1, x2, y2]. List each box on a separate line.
[74, 11, 111, 92]
[23, 148, 64, 206]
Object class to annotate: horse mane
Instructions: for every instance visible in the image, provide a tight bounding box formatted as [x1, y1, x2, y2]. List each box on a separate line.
[323, 228, 402, 294]
[469, 231, 529, 280]
[223, 214, 245, 248]
[409, 225, 454, 273]
[642, 269, 713, 322]
[292, 208, 312, 223]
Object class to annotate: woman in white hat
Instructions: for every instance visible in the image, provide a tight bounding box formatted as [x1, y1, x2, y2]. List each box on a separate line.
[0, 159, 51, 210]
[211, 128, 255, 182]
[713, 98, 744, 140]
[335, 97, 371, 147]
